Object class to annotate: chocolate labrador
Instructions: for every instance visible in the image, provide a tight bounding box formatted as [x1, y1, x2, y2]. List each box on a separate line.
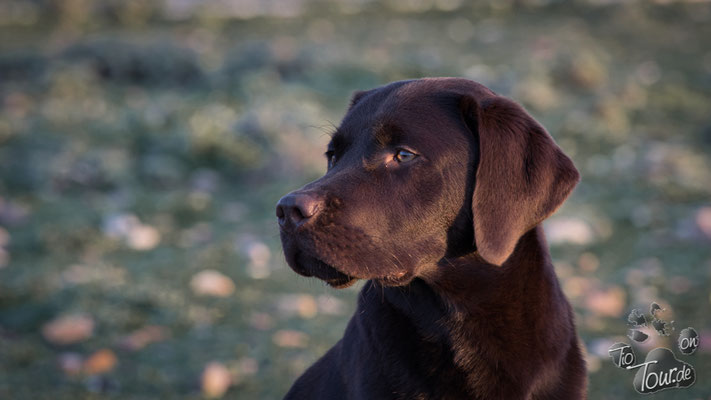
[276, 78, 587, 399]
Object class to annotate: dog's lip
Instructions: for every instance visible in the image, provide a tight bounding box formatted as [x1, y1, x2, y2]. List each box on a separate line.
[288, 250, 359, 289]
[377, 270, 413, 286]
[325, 275, 358, 289]
[314, 265, 359, 289]
[285, 246, 411, 289]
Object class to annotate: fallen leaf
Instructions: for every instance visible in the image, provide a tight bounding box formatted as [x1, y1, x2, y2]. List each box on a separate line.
[563, 276, 597, 300]
[696, 207, 711, 239]
[201, 361, 232, 398]
[585, 286, 626, 317]
[544, 217, 595, 245]
[103, 213, 161, 250]
[127, 224, 161, 250]
[277, 294, 317, 318]
[119, 325, 169, 351]
[190, 269, 236, 297]
[245, 241, 271, 279]
[83, 349, 117, 375]
[272, 330, 308, 348]
[42, 314, 95, 345]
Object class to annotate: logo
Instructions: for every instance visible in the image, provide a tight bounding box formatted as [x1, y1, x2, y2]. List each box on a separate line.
[608, 302, 698, 394]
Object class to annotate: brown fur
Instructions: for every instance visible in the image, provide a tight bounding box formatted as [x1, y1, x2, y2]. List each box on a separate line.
[276, 78, 587, 399]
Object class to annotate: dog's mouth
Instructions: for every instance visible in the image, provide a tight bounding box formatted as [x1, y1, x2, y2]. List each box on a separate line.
[287, 250, 414, 289]
[377, 270, 413, 287]
[289, 251, 358, 289]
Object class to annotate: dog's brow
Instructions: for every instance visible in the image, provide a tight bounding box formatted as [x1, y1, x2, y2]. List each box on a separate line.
[374, 124, 403, 147]
[329, 131, 346, 150]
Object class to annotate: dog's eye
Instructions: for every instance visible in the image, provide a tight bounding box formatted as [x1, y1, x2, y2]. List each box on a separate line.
[325, 150, 336, 169]
[395, 149, 417, 163]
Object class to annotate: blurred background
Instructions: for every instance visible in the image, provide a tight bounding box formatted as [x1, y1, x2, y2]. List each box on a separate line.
[0, 0, 710, 398]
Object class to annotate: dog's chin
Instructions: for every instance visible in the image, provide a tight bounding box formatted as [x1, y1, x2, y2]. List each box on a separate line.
[288, 252, 358, 289]
[285, 249, 415, 289]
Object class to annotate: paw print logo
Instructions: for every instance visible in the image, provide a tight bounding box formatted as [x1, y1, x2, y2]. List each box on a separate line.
[626, 302, 673, 343]
[608, 302, 698, 394]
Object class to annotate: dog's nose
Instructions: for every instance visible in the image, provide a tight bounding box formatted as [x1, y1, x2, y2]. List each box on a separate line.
[276, 192, 323, 226]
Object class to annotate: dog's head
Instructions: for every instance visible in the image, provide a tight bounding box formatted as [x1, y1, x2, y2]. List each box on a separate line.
[277, 78, 579, 288]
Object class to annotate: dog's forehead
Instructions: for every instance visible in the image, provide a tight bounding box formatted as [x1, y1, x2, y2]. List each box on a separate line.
[337, 81, 464, 145]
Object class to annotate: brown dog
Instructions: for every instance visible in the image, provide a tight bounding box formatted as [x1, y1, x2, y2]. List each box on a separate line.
[276, 78, 587, 399]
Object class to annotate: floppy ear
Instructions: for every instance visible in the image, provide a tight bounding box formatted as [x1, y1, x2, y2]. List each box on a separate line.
[348, 89, 373, 110]
[462, 96, 580, 266]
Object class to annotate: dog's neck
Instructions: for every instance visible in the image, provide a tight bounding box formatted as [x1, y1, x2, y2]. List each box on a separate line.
[372, 226, 574, 397]
[426, 225, 563, 311]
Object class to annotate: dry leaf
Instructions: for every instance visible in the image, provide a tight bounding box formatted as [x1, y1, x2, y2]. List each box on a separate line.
[277, 294, 317, 319]
[103, 213, 161, 251]
[245, 241, 271, 279]
[190, 270, 236, 297]
[42, 314, 95, 345]
[544, 217, 595, 245]
[201, 361, 232, 398]
[119, 325, 168, 351]
[585, 286, 626, 317]
[272, 330, 308, 348]
[83, 349, 117, 375]
[696, 207, 711, 239]
[127, 224, 161, 250]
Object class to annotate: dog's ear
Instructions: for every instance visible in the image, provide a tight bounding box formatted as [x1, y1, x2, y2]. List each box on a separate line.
[461, 96, 579, 266]
[348, 89, 372, 110]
